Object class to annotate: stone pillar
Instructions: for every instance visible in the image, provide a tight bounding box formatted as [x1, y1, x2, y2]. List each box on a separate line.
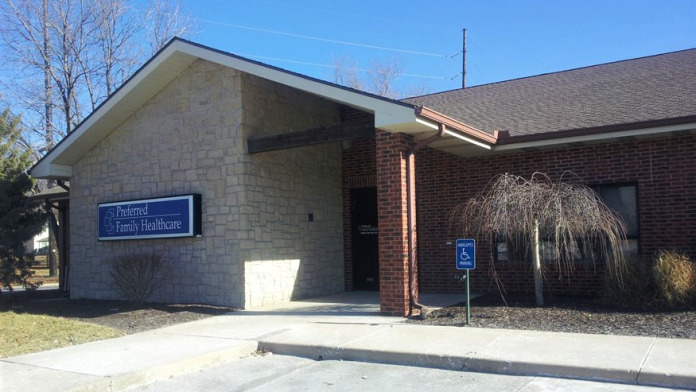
[375, 130, 412, 316]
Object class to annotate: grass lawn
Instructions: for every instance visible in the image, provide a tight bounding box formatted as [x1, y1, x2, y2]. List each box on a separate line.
[27, 256, 60, 284]
[0, 311, 123, 358]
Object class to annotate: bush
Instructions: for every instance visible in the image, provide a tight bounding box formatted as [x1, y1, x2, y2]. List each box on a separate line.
[0, 253, 38, 293]
[110, 253, 170, 306]
[600, 257, 654, 307]
[653, 250, 695, 306]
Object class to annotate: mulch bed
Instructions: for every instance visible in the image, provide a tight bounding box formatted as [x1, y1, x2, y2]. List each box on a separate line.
[409, 294, 696, 339]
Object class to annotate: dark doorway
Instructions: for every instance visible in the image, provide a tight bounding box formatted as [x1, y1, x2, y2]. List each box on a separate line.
[351, 187, 379, 290]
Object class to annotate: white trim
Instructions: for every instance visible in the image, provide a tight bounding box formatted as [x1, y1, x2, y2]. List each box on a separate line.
[31, 39, 695, 179]
[31, 163, 73, 179]
[415, 117, 440, 131]
[493, 122, 696, 151]
[444, 129, 493, 150]
[180, 42, 416, 126]
[31, 39, 418, 179]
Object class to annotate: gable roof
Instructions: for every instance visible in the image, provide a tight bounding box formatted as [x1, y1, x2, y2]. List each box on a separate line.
[33, 38, 478, 179]
[405, 49, 696, 143]
[30, 39, 696, 179]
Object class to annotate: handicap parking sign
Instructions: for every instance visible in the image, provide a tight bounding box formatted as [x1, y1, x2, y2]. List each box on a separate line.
[456, 239, 476, 270]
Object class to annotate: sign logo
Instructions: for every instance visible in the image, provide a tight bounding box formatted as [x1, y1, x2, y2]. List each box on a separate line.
[98, 194, 201, 241]
[456, 238, 476, 270]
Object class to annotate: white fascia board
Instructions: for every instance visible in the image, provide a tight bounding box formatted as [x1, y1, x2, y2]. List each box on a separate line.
[374, 109, 420, 129]
[32, 42, 196, 178]
[493, 122, 696, 152]
[33, 40, 419, 178]
[31, 163, 72, 179]
[185, 43, 417, 128]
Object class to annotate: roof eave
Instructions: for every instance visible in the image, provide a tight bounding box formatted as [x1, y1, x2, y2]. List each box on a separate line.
[416, 106, 498, 145]
[493, 116, 696, 151]
[30, 38, 419, 180]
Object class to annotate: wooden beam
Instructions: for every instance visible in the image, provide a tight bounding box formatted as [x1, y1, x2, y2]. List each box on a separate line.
[247, 120, 374, 154]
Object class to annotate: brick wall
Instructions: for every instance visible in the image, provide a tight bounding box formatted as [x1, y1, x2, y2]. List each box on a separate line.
[415, 134, 696, 295]
[340, 107, 377, 292]
[342, 136, 376, 291]
[344, 132, 695, 299]
[375, 130, 413, 315]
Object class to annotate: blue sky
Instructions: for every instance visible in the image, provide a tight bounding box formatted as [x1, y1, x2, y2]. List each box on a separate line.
[179, 0, 696, 96]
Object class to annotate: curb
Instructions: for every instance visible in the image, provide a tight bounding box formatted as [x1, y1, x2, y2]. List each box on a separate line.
[258, 341, 696, 390]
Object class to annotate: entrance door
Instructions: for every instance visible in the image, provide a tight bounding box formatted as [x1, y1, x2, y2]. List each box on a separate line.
[351, 187, 379, 290]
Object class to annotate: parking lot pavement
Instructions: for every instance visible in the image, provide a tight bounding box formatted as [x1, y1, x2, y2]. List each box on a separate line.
[123, 353, 693, 392]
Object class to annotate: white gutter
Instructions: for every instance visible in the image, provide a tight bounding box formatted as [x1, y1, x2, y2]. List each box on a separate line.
[493, 122, 696, 151]
[444, 129, 493, 150]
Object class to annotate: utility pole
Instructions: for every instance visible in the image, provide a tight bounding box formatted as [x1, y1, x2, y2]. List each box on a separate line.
[462, 28, 467, 88]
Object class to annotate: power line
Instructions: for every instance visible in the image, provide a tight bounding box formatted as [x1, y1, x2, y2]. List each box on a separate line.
[239, 53, 449, 80]
[198, 18, 448, 58]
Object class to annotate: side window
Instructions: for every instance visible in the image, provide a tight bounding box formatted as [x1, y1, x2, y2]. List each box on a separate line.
[596, 184, 639, 261]
[494, 183, 639, 263]
[495, 232, 529, 263]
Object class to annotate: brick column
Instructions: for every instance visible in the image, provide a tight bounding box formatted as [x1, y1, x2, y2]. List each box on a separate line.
[375, 130, 412, 316]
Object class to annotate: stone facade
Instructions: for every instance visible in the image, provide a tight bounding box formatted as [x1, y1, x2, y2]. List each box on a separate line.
[70, 59, 344, 308]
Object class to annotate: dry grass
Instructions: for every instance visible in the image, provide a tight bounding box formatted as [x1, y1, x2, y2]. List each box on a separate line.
[0, 311, 123, 358]
[654, 250, 695, 306]
[27, 267, 59, 283]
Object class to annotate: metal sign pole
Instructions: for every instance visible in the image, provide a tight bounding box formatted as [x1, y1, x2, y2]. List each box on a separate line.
[466, 269, 470, 325]
[456, 238, 475, 326]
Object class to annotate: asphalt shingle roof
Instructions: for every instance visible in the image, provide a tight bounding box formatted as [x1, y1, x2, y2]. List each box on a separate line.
[403, 49, 696, 138]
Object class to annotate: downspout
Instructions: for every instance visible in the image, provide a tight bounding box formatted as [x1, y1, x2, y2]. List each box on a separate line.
[53, 181, 69, 292]
[406, 123, 446, 318]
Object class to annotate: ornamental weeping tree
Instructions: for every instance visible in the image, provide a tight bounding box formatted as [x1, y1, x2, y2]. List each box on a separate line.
[452, 173, 627, 306]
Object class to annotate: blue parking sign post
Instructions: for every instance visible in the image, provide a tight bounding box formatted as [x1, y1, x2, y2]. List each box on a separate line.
[456, 239, 475, 325]
[456, 239, 476, 270]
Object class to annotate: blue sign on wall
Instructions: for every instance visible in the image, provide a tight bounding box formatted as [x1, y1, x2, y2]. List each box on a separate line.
[456, 238, 476, 270]
[98, 194, 202, 240]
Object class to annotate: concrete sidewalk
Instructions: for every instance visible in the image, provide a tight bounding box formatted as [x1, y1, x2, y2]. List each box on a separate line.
[1, 292, 695, 392]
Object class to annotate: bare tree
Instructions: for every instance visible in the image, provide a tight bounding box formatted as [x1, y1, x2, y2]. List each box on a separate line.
[451, 173, 627, 306]
[331, 55, 427, 99]
[144, 0, 194, 55]
[0, 0, 195, 284]
[331, 55, 363, 91]
[0, 0, 56, 152]
[41, 0, 52, 151]
[51, 0, 94, 133]
[0, 0, 196, 154]
[80, 0, 136, 103]
[367, 58, 403, 98]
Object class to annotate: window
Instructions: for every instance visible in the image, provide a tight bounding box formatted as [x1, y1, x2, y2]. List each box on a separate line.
[494, 184, 639, 263]
[596, 184, 639, 261]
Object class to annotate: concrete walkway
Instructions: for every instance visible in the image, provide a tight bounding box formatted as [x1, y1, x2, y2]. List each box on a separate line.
[1, 292, 695, 392]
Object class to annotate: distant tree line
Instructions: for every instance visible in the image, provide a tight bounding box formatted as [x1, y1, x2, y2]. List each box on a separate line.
[0, 0, 194, 160]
